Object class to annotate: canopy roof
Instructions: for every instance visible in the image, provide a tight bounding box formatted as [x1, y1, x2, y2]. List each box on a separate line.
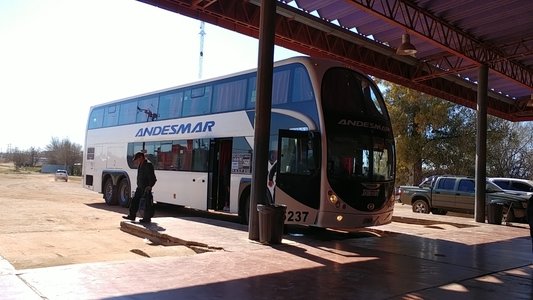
[139, 0, 533, 121]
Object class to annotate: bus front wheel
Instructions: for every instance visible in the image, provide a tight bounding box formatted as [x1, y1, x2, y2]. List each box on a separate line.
[103, 178, 118, 206]
[240, 192, 250, 225]
[239, 190, 275, 225]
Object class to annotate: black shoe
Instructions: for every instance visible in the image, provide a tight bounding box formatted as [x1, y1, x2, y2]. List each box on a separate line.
[139, 218, 151, 224]
[122, 215, 135, 221]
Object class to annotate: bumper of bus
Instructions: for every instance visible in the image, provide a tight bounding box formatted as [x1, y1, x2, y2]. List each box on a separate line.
[315, 209, 394, 229]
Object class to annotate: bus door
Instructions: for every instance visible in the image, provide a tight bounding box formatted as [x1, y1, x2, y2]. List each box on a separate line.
[208, 138, 232, 211]
[275, 130, 320, 225]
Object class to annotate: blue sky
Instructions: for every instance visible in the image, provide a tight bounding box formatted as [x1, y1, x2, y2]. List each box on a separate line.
[0, 0, 300, 151]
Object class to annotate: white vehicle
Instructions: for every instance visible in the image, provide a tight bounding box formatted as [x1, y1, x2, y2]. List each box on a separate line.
[82, 56, 395, 229]
[55, 169, 68, 182]
[488, 177, 533, 196]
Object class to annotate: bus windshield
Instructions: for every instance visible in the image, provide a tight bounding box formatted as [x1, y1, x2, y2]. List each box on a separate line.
[321, 67, 387, 118]
[327, 134, 394, 181]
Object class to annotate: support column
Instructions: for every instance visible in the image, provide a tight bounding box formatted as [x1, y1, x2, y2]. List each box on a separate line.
[475, 64, 488, 223]
[248, 0, 276, 240]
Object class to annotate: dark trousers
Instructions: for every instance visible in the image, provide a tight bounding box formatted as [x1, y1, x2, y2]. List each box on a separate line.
[129, 188, 152, 220]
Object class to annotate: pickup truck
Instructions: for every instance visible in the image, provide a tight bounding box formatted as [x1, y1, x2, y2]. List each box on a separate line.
[398, 175, 529, 224]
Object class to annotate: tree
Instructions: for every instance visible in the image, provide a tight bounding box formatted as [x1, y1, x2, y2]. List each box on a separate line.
[487, 121, 533, 178]
[11, 147, 41, 170]
[44, 137, 83, 174]
[423, 106, 477, 176]
[28, 147, 41, 167]
[380, 80, 533, 185]
[380, 80, 453, 185]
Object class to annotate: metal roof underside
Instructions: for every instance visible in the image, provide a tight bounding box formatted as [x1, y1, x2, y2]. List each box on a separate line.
[138, 0, 533, 122]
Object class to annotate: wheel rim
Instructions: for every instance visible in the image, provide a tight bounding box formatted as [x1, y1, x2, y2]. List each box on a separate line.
[414, 202, 427, 213]
[105, 184, 112, 199]
[118, 179, 130, 207]
[104, 180, 114, 204]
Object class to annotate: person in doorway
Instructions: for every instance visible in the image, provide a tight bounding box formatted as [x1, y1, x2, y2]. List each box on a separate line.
[123, 152, 157, 223]
[267, 160, 279, 204]
[268, 160, 278, 188]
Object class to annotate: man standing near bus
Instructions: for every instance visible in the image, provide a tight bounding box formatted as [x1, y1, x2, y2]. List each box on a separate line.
[123, 152, 157, 223]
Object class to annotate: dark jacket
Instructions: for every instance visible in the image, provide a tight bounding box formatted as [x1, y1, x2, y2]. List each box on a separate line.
[137, 159, 157, 190]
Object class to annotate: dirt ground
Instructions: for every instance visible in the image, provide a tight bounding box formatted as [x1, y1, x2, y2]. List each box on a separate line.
[0, 164, 196, 270]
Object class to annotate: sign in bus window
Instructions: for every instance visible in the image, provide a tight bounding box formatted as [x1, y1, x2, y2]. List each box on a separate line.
[231, 137, 252, 174]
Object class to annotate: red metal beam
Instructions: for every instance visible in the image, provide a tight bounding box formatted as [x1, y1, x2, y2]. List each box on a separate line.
[349, 0, 532, 90]
[137, 0, 530, 121]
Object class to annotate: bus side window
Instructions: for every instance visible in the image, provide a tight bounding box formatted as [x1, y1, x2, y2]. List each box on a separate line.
[212, 78, 247, 113]
[88, 108, 104, 129]
[183, 87, 212, 117]
[158, 92, 183, 120]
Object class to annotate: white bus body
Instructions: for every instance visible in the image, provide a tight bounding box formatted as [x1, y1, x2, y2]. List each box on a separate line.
[83, 56, 396, 229]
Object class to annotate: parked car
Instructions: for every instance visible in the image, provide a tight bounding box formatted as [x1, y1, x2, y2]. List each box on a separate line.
[55, 169, 68, 182]
[488, 177, 533, 196]
[399, 175, 529, 224]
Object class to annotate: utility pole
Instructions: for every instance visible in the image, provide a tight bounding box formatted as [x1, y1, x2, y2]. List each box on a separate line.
[198, 21, 205, 79]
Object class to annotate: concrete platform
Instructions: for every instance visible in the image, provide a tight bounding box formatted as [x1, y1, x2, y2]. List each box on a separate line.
[2, 205, 532, 299]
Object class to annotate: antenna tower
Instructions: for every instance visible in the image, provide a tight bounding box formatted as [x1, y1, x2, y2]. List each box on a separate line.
[198, 21, 206, 79]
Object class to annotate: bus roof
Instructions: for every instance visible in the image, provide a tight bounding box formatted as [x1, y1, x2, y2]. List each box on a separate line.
[88, 55, 357, 110]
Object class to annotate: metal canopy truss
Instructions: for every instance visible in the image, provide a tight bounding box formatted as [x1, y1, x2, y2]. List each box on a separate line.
[347, 0, 531, 89]
[138, 0, 533, 121]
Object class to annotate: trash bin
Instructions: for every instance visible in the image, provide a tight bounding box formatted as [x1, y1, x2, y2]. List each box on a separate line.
[257, 204, 286, 244]
[487, 203, 503, 225]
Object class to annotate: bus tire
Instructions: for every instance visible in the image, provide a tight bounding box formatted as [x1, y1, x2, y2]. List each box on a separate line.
[239, 189, 272, 225]
[240, 191, 250, 225]
[103, 178, 118, 206]
[412, 199, 430, 214]
[117, 178, 131, 208]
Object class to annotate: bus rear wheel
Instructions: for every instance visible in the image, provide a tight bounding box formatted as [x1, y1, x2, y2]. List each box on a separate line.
[103, 178, 118, 206]
[117, 178, 130, 208]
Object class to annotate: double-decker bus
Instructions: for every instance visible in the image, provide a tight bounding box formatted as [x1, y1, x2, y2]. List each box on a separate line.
[82, 56, 395, 229]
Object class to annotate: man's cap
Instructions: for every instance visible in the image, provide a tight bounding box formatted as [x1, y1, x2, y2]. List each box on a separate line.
[133, 152, 145, 161]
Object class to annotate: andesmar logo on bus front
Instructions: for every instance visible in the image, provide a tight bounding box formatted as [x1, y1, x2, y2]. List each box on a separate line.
[337, 119, 390, 132]
[135, 121, 215, 137]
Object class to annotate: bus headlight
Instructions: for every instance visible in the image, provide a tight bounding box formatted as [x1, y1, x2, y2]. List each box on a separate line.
[336, 215, 343, 222]
[328, 190, 338, 204]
